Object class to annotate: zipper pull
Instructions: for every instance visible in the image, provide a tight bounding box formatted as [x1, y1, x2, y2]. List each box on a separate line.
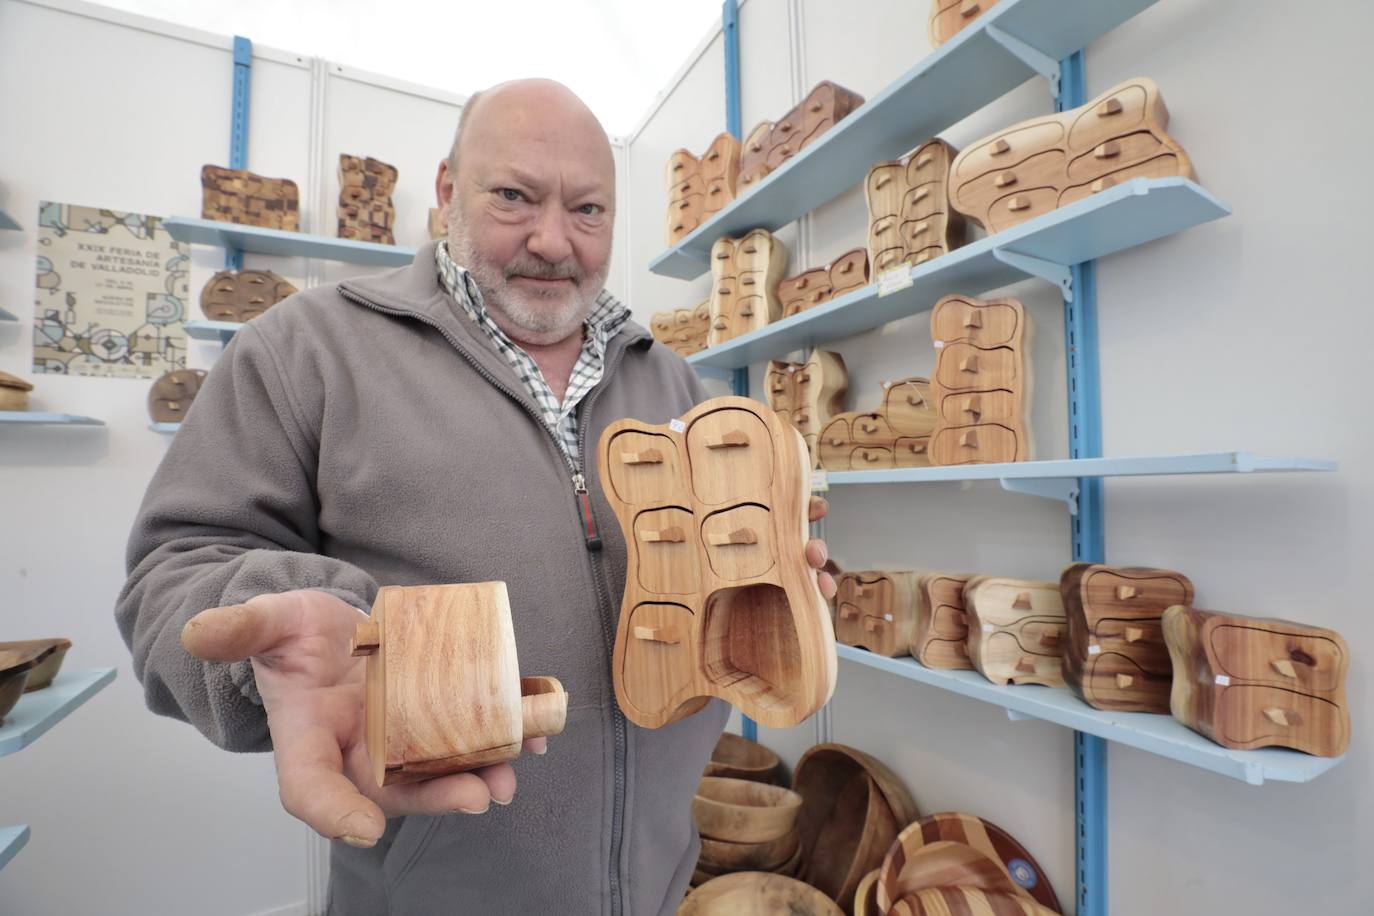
[573, 473, 602, 551]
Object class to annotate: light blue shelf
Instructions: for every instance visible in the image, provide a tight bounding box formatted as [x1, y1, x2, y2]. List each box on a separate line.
[184, 319, 244, 344]
[0, 668, 116, 758]
[164, 217, 416, 268]
[0, 306, 18, 322]
[651, 0, 1169, 279]
[0, 411, 104, 426]
[0, 209, 19, 232]
[687, 178, 1229, 372]
[836, 646, 1341, 786]
[148, 422, 181, 434]
[0, 825, 29, 872]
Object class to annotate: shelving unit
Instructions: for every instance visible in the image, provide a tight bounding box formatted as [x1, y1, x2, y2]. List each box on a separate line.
[184, 319, 243, 344]
[651, 0, 1170, 279]
[164, 217, 415, 268]
[835, 647, 1339, 786]
[0, 825, 29, 872]
[0, 412, 104, 427]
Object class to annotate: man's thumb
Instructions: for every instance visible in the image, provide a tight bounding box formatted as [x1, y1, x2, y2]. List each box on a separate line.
[181, 601, 291, 662]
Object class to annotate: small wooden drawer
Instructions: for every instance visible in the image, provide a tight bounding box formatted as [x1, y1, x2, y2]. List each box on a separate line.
[1066, 82, 1151, 151]
[669, 173, 707, 201]
[702, 505, 777, 581]
[866, 162, 906, 217]
[882, 378, 936, 436]
[828, 248, 869, 294]
[623, 602, 696, 714]
[905, 138, 956, 187]
[779, 268, 830, 312]
[701, 133, 741, 180]
[978, 631, 1064, 687]
[896, 217, 942, 254]
[913, 572, 974, 670]
[872, 247, 907, 274]
[933, 342, 1022, 392]
[1071, 565, 1194, 621]
[1059, 153, 1189, 207]
[734, 231, 776, 272]
[954, 120, 1066, 182]
[1094, 617, 1170, 670]
[1209, 625, 1346, 693]
[1081, 651, 1171, 712]
[667, 150, 701, 184]
[852, 446, 895, 470]
[711, 237, 737, 273]
[1066, 131, 1171, 182]
[900, 183, 944, 222]
[1214, 686, 1347, 754]
[704, 179, 734, 215]
[606, 431, 685, 506]
[936, 389, 1019, 426]
[931, 295, 1024, 347]
[893, 437, 931, 467]
[869, 214, 904, 254]
[850, 413, 896, 447]
[928, 603, 969, 640]
[986, 187, 1059, 232]
[930, 423, 1023, 465]
[687, 408, 774, 505]
[819, 436, 857, 472]
[633, 508, 699, 594]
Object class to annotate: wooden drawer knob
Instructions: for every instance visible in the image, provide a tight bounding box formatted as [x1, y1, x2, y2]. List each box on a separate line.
[994, 171, 1017, 188]
[740, 275, 756, 286]
[712, 318, 729, 330]
[838, 261, 854, 274]
[1271, 658, 1298, 679]
[350, 619, 380, 657]
[633, 625, 682, 644]
[1016, 656, 1037, 673]
[840, 605, 860, 620]
[778, 122, 793, 133]
[520, 678, 568, 739]
[796, 276, 810, 288]
[715, 249, 731, 259]
[1116, 585, 1138, 600]
[962, 310, 983, 329]
[960, 429, 980, 449]
[906, 391, 928, 407]
[739, 303, 754, 317]
[1094, 141, 1121, 159]
[906, 441, 927, 454]
[960, 355, 980, 373]
[874, 173, 893, 189]
[642, 526, 686, 544]
[708, 527, 759, 546]
[914, 153, 935, 169]
[1007, 196, 1032, 211]
[910, 187, 930, 204]
[705, 430, 750, 449]
[1012, 591, 1032, 610]
[1091, 177, 1117, 193]
[1116, 674, 1134, 689]
[1263, 707, 1298, 728]
[1038, 627, 1061, 647]
[1124, 626, 1144, 643]
[963, 396, 982, 420]
[621, 448, 664, 465]
[861, 451, 881, 463]
[809, 102, 823, 112]
[991, 138, 1011, 156]
[859, 420, 879, 434]
[960, 0, 981, 15]
[677, 200, 691, 210]
[741, 243, 759, 254]
[1098, 97, 1124, 117]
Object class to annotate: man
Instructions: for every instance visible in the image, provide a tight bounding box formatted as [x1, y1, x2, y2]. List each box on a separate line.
[117, 79, 835, 914]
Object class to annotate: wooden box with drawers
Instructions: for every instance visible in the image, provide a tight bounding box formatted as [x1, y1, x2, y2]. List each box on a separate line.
[1163, 607, 1350, 757]
[835, 571, 919, 658]
[1061, 564, 1194, 713]
[651, 300, 712, 357]
[819, 377, 937, 472]
[928, 0, 1002, 47]
[201, 165, 300, 231]
[666, 133, 741, 245]
[147, 368, 208, 424]
[928, 294, 1032, 466]
[738, 81, 865, 192]
[200, 269, 297, 323]
[337, 154, 398, 245]
[778, 249, 869, 318]
[865, 138, 963, 276]
[964, 577, 1065, 687]
[0, 372, 33, 411]
[598, 396, 836, 729]
[950, 77, 1194, 234]
[707, 230, 788, 348]
[765, 350, 848, 470]
[912, 572, 975, 669]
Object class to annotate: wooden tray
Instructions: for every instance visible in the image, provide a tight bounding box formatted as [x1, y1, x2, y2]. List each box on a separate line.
[876, 811, 1060, 912]
[1163, 606, 1350, 757]
[679, 872, 843, 916]
[695, 777, 802, 843]
[793, 743, 919, 912]
[348, 582, 567, 786]
[965, 577, 1065, 687]
[1061, 563, 1194, 713]
[704, 732, 782, 783]
[600, 397, 836, 729]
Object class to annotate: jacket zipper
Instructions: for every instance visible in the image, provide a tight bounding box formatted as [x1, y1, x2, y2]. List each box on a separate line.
[341, 287, 633, 916]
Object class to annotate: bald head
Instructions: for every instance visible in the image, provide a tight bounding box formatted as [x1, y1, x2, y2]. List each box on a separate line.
[437, 78, 616, 346]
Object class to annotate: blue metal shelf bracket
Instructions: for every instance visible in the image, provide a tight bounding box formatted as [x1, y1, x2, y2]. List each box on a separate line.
[993, 248, 1074, 301]
[1000, 476, 1080, 513]
[986, 23, 1062, 98]
[225, 35, 253, 270]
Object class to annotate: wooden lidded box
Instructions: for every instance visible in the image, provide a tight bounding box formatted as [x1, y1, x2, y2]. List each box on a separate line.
[835, 571, 919, 658]
[1163, 606, 1350, 757]
[911, 572, 974, 669]
[964, 577, 1065, 687]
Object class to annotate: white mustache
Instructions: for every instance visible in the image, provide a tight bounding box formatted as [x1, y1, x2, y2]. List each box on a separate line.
[504, 258, 581, 283]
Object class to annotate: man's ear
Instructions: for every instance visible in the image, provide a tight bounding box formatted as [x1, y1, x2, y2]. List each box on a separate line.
[434, 159, 455, 225]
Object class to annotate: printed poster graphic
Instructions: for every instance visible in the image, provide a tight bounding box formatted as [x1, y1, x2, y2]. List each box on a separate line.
[33, 201, 188, 378]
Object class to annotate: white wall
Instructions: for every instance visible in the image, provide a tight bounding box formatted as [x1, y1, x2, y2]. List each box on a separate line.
[0, 1, 549, 913]
[624, 0, 1370, 913]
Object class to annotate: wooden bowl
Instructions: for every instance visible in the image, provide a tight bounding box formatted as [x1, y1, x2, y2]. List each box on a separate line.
[704, 732, 781, 783]
[876, 812, 1060, 913]
[678, 872, 843, 916]
[852, 868, 881, 916]
[0, 666, 31, 726]
[890, 887, 1061, 915]
[0, 639, 72, 692]
[792, 743, 918, 912]
[695, 776, 802, 842]
[700, 827, 800, 872]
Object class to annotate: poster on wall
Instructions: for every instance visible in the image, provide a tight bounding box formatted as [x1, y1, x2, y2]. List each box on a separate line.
[32, 201, 188, 379]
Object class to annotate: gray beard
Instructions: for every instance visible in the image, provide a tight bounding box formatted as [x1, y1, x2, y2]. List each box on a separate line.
[448, 222, 608, 341]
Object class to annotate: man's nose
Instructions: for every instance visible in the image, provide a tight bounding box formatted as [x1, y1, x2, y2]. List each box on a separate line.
[526, 203, 574, 265]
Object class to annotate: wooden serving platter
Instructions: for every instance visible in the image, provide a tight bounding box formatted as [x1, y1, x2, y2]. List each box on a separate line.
[1061, 563, 1194, 713]
[835, 570, 919, 657]
[1163, 606, 1350, 757]
[348, 582, 568, 787]
[964, 577, 1065, 687]
[599, 396, 836, 729]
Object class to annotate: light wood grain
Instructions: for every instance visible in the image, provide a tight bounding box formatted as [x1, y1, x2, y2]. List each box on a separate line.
[0, 638, 71, 692]
[1060, 564, 1193, 713]
[964, 577, 1065, 687]
[912, 573, 975, 669]
[694, 776, 802, 843]
[950, 77, 1195, 233]
[766, 350, 848, 469]
[1163, 606, 1350, 757]
[350, 582, 568, 787]
[835, 571, 919, 658]
[735, 81, 864, 193]
[852, 869, 882, 916]
[666, 133, 741, 245]
[600, 396, 835, 729]
[865, 139, 963, 276]
[651, 300, 712, 357]
[704, 732, 782, 783]
[818, 378, 936, 472]
[679, 872, 844, 916]
[890, 887, 1061, 916]
[707, 230, 788, 348]
[928, 0, 1003, 47]
[700, 829, 801, 872]
[779, 248, 870, 318]
[201, 165, 300, 231]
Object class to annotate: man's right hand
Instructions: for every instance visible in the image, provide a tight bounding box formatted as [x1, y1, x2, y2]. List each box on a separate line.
[181, 590, 544, 848]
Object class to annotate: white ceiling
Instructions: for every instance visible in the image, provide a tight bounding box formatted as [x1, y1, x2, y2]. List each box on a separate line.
[89, 0, 727, 136]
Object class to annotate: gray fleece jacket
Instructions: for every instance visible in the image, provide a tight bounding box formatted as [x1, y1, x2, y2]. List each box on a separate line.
[115, 240, 728, 915]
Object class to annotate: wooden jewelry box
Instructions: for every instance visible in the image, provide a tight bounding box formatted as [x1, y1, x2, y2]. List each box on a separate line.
[201, 165, 300, 231]
[865, 138, 963, 275]
[765, 350, 848, 470]
[598, 396, 836, 729]
[950, 77, 1194, 234]
[911, 572, 975, 669]
[964, 577, 1065, 686]
[835, 571, 919, 657]
[738, 81, 865, 192]
[200, 269, 297, 323]
[666, 132, 741, 245]
[778, 249, 869, 318]
[337, 154, 398, 245]
[650, 300, 711, 357]
[1060, 564, 1194, 713]
[349, 582, 568, 786]
[1163, 606, 1350, 757]
[818, 377, 938, 472]
[928, 0, 1002, 47]
[708, 230, 788, 347]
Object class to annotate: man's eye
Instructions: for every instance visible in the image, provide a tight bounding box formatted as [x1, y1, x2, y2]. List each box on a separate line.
[578, 203, 602, 215]
[499, 188, 523, 202]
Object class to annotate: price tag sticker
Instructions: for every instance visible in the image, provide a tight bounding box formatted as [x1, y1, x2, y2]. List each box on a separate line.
[811, 469, 829, 492]
[933, 340, 945, 349]
[884, 614, 894, 621]
[1215, 675, 1231, 686]
[1087, 644, 1101, 655]
[877, 266, 913, 298]
[668, 419, 686, 433]
[981, 624, 994, 633]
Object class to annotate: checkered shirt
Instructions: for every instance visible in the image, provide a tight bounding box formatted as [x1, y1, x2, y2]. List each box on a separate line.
[435, 241, 629, 466]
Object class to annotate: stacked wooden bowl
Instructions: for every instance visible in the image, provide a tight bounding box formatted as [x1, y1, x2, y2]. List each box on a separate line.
[703, 732, 782, 783]
[680, 872, 843, 915]
[874, 812, 1062, 915]
[692, 776, 804, 886]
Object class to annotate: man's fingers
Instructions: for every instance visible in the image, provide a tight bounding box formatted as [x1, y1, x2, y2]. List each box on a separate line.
[808, 495, 829, 523]
[817, 571, 837, 601]
[181, 600, 296, 663]
[377, 765, 509, 817]
[805, 537, 828, 570]
[277, 728, 386, 847]
[522, 736, 548, 757]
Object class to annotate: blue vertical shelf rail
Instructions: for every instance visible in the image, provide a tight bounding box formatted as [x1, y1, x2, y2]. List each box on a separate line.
[1057, 50, 1108, 916]
[722, 0, 757, 745]
[225, 36, 253, 271]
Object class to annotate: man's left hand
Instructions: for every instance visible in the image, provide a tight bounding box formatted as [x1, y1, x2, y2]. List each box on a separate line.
[805, 496, 837, 600]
